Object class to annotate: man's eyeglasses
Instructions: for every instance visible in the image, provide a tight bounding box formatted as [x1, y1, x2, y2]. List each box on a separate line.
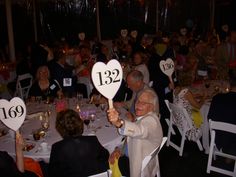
[136, 100, 152, 106]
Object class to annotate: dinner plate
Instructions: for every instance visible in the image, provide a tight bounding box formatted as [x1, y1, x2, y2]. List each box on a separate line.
[37, 146, 51, 154]
[26, 112, 44, 120]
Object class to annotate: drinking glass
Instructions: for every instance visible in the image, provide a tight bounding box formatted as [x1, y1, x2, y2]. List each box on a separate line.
[204, 79, 210, 89]
[89, 113, 96, 123]
[77, 93, 83, 105]
[93, 95, 100, 107]
[84, 118, 90, 130]
[35, 96, 42, 104]
[100, 104, 106, 111]
[41, 113, 50, 131]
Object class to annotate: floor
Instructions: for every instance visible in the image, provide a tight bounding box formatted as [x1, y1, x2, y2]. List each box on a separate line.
[159, 139, 234, 177]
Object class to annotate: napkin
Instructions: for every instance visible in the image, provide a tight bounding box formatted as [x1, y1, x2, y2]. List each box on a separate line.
[109, 158, 122, 177]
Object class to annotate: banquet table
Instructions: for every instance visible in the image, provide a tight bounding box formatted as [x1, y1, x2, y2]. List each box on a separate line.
[0, 98, 124, 162]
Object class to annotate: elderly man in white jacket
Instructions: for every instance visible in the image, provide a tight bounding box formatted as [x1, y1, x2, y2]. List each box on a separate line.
[108, 88, 163, 177]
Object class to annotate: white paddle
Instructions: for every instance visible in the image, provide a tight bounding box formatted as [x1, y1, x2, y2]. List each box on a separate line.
[159, 58, 175, 83]
[0, 97, 26, 131]
[91, 59, 123, 109]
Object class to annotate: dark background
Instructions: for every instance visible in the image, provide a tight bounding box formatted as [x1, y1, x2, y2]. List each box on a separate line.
[0, 0, 235, 53]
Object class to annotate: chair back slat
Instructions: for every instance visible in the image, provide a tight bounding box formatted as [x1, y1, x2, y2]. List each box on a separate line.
[141, 137, 167, 174]
[15, 73, 33, 100]
[168, 101, 192, 131]
[88, 169, 112, 177]
[210, 120, 236, 134]
[207, 119, 236, 177]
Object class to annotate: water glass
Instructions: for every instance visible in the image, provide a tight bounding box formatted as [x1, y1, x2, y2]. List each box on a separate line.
[100, 104, 106, 111]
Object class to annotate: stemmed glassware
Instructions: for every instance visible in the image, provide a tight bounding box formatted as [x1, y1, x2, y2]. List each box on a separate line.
[100, 104, 106, 111]
[83, 118, 90, 130]
[77, 93, 83, 106]
[41, 112, 50, 131]
[80, 112, 90, 130]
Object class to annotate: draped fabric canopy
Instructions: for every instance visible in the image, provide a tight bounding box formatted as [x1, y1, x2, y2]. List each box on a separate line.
[0, 0, 235, 61]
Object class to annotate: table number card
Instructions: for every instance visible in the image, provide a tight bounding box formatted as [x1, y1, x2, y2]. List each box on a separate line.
[159, 58, 175, 83]
[63, 78, 72, 87]
[0, 97, 26, 131]
[91, 59, 123, 108]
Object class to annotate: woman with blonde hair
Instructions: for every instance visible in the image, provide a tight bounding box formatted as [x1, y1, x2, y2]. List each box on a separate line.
[29, 65, 62, 101]
[173, 72, 206, 141]
[132, 51, 150, 84]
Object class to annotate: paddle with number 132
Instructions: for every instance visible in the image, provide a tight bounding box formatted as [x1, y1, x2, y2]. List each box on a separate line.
[91, 60, 123, 109]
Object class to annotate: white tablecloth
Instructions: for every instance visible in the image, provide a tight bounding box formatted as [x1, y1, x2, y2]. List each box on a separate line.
[0, 98, 123, 162]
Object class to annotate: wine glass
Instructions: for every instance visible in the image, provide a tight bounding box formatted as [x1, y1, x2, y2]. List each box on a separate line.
[93, 95, 100, 107]
[84, 118, 90, 130]
[204, 79, 210, 89]
[89, 113, 96, 123]
[100, 104, 106, 111]
[88, 113, 96, 129]
[36, 96, 42, 104]
[41, 120, 50, 131]
[41, 113, 50, 131]
[77, 93, 83, 105]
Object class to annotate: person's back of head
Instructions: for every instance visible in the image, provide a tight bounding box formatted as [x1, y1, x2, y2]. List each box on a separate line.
[56, 109, 84, 138]
[127, 70, 144, 83]
[0, 151, 21, 177]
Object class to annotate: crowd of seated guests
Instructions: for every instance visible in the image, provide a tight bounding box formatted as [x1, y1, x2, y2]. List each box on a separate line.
[2, 25, 236, 177]
[4, 26, 235, 134]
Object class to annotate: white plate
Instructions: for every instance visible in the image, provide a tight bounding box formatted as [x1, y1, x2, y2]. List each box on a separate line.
[37, 146, 51, 154]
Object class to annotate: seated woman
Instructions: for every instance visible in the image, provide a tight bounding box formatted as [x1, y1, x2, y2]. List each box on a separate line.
[173, 72, 206, 141]
[29, 65, 62, 101]
[132, 52, 150, 85]
[49, 109, 109, 177]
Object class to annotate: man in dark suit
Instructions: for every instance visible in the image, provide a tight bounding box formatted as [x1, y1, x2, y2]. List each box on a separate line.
[49, 109, 109, 177]
[48, 48, 77, 97]
[208, 69, 236, 155]
[148, 37, 176, 135]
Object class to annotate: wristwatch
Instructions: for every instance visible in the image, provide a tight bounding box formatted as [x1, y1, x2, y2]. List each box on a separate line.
[117, 119, 125, 128]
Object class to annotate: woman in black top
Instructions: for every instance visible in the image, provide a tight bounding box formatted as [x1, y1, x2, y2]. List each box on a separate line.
[49, 109, 109, 177]
[29, 65, 62, 101]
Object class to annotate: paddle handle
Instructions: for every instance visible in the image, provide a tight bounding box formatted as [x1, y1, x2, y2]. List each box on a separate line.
[168, 75, 173, 84]
[108, 99, 113, 109]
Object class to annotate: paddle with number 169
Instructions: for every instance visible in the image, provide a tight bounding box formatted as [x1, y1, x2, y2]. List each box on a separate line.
[0, 97, 26, 131]
[91, 60, 123, 109]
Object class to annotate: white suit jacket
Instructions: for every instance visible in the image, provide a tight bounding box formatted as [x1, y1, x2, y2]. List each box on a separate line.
[119, 112, 163, 177]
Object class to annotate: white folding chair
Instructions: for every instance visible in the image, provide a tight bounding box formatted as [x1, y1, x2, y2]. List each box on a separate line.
[14, 73, 33, 100]
[141, 137, 167, 177]
[207, 119, 236, 177]
[88, 169, 112, 177]
[165, 100, 203, 156]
